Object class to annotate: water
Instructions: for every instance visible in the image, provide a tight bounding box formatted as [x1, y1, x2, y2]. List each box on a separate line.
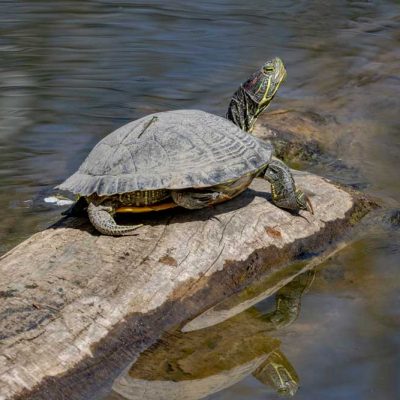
[0, 1, 399, 398]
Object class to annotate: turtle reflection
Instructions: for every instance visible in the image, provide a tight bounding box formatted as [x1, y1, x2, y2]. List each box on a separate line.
[111, 269, 315, 400]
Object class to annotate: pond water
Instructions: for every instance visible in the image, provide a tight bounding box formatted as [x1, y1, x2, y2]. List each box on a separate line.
[0, 1, 399, 399]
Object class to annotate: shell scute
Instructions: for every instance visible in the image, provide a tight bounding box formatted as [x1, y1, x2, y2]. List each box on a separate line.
[57, 110, 272, 196]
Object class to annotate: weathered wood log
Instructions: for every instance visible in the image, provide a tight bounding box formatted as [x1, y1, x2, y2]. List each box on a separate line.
[0, 171, 374, 400]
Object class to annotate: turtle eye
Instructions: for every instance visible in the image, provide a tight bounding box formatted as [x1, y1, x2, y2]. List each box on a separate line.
[263, 65, 274, 73]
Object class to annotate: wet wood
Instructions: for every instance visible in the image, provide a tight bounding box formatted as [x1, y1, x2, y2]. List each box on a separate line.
[0, 171, 374, 400]
[254, 110, 331, 163]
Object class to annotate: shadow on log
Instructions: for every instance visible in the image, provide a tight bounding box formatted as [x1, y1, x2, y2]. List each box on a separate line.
[0, 172, 375, 400]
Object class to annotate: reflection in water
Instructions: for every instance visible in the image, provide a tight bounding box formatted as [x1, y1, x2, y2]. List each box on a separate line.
[183, 262, 315, 332]
[109, 269, 315, 400]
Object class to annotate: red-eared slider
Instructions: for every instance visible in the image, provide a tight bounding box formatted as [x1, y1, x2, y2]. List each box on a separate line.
[57, 58, 313, 236]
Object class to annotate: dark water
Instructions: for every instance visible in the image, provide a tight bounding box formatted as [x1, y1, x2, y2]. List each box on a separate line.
[0, 1, 399, 399]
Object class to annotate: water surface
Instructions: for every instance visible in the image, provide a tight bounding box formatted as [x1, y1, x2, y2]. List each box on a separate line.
[0, 1, 399, 399]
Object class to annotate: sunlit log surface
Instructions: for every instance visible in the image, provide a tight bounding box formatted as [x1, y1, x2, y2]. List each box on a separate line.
[0, 172, 373, 400]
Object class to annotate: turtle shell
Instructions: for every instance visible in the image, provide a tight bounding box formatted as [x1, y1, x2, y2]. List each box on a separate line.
[56, 110, 273, 196]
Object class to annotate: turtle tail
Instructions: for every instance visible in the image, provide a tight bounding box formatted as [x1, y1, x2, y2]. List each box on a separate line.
[87, 203, 142, 236]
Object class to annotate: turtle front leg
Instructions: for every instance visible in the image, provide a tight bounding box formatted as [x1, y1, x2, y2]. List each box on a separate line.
[262, 158, 313, 214]
[261, 269, 316, 329]
[87, 203, 142, 236]
[171, 190, 230, 210]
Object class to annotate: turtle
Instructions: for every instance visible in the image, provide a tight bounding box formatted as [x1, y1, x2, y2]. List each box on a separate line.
[57, 57, 313, 236]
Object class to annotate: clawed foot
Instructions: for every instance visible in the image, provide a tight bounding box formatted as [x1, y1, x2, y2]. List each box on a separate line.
[87, 203, 143, 236]
[295, 189, 314, 214]
[263, 158, 314, 214]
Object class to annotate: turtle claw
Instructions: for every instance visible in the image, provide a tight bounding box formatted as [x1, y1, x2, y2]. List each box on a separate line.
[306, 197, 314, 215]
[295, 189, 314, 214]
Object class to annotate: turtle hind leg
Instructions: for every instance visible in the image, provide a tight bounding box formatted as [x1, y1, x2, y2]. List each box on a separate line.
[87, 203, 142, 236]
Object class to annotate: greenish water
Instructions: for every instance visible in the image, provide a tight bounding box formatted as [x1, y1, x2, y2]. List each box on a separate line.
[0, 1, 399, 399]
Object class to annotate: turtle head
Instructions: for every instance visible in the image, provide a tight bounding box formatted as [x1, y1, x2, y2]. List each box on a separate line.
[227, 57, 287, 132]
[243, 57, 287, 111]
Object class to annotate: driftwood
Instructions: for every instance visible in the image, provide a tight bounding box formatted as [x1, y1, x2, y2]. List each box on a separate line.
[0, 171, 373, 400]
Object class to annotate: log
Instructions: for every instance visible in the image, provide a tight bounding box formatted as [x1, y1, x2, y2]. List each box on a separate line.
[0, 171, 374, 400]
